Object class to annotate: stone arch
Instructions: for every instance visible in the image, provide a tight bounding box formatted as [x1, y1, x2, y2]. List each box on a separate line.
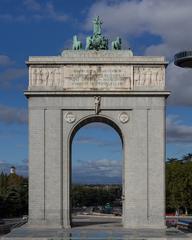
[26, 50, 168, 229]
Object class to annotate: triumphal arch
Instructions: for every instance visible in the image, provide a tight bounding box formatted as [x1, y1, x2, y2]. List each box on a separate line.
[25, 17, 169, 229]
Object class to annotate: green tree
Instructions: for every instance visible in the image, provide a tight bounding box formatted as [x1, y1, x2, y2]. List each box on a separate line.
[166, 155, 192, 214]
[0, 172, 28, 218]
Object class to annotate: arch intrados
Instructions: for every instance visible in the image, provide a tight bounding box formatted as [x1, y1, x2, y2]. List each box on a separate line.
[69, 115, 123, 146]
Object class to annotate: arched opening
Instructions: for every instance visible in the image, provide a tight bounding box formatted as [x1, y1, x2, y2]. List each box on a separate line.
[69, 116, 124, 227]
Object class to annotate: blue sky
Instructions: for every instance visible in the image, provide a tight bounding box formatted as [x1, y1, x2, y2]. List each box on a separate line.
[0, 0, 192, 183]
[72, 122, 123, 184]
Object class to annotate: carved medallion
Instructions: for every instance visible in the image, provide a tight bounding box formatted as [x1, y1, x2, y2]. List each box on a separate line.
[64, 112, 76, 123]
[119, 112, 129, 123]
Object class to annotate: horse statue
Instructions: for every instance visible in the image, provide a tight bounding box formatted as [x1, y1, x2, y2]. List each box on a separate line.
[72, 35, 82, 50]
[112, 37, 122, 50]
[86, 36, 93, 50]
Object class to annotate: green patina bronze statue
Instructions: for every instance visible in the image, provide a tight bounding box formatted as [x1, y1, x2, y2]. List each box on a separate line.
[112, 37, 122, 50]
[72, 35, 82, 50]
[72, 16, 122, 50]
[93, 16, 102, 35]
[86, 16, 108, 50]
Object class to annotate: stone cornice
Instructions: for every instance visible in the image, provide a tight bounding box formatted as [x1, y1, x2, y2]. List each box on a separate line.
[26, 51, 168, 66]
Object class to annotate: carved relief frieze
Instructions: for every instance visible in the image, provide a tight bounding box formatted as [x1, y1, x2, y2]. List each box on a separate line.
[29, 65, 133, 90]
[134, 66, 165, 88]
[29, 67, 61, 88]
[61, 65, 133, 90]
[29, 64, 165, 91]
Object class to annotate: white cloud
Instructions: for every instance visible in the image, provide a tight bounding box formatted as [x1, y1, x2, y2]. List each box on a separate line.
[74, 136, 120, 148]
[0, 14, 13, 22]
[0, 55, 14, 66]
[167, 114, 192, 143]
[0, 67, 27, 88]
[166, 62, 192, 106]
[0, 1, 68, 23]
[45, 2, 68, 22]
[22, 0, 68, 22]
[85, 0, 192, 106]
[145, 43, 175, 59]
[0, 104, 28, 125]
[0, 54, 27, 88]
[85, 0, 192, 57]
[73, 158, 122, 184]
[23, 0, 41, 11]
[0, 14, 26, 22]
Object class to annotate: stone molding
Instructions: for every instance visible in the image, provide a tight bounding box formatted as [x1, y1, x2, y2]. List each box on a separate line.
[24, 90, 170, 97]
[27, 50, 167, 65]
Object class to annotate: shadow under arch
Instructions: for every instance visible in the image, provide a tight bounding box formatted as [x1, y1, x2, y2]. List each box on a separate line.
[69, 114, 124, 227]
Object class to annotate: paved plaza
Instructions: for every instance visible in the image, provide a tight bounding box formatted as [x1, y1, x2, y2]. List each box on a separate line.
[1, 216, 192, 239]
